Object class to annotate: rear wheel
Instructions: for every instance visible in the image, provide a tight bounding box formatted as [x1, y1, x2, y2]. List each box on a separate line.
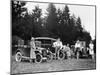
[58, 50, 65, 60]
[35, 53, 42, 63]
[15, 52, 22, 62]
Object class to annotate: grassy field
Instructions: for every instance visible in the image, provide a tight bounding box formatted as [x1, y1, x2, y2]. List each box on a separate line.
[11, 56, 96, 74]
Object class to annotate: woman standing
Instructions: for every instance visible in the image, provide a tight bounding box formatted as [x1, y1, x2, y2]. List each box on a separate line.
[30, 37, 36, 62]
[89, 41, 94, 59]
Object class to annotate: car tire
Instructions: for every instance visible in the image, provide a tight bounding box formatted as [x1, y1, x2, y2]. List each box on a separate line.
[47, 51, 53, 62]
[15, 51, 22, 62]
[58, 50, 65, 60]
[35, 53, 42, 63]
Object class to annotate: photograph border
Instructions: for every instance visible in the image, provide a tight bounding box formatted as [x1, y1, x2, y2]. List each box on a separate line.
[10, 0, 97, 74]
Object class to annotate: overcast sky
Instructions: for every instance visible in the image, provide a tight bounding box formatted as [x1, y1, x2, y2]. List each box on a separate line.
[25, 2, 95, 40]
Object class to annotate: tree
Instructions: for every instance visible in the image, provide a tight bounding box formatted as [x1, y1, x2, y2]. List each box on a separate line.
[68, 14, 77, 43]
[18, 5, 43, 40]
[75, 17, 91, 44]
[76, 17, 83, 32]
[12, 0, 27, 37]
[12, 1, 43, 40]
[12, 1, 26, 22]
[58, 5, 71, 44]
[62, 5, 70, 25]
[19, 12, 34, 40]
[32, 6, 43, 37]
[56, 8, 63, 37]
[46, 3, 58, 36]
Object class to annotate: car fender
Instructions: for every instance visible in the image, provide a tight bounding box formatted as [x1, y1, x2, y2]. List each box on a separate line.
[15, 48, 24, 56]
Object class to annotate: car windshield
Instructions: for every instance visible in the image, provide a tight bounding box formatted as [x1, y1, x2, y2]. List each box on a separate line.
[35, 39, 55, 48]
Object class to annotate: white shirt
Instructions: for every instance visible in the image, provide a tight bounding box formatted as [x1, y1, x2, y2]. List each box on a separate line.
[53, 41, 63, 49]
[75, 43, 80, 48]
[30, 40, 36, 58]
[89, 43, 94, 50]
[30, 41, 35, 49]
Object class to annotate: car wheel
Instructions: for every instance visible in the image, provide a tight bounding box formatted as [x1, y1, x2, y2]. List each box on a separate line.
[15, 52, 22, 62]
[47, 51, 53, 62]
[35, 53, 42, 63]
[58, 50, 65, 60]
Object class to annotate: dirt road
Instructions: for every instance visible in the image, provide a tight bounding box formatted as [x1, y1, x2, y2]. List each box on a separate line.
[11, 57, 96, 74]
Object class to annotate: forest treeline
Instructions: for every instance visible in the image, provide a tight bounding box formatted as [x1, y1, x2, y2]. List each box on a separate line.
[12, 1, 93, 46]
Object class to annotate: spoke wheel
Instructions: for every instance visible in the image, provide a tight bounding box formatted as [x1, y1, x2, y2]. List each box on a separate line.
[58, 50, 65, 60]
[35, 53, 42, 63]
[47, 51, 53, 62]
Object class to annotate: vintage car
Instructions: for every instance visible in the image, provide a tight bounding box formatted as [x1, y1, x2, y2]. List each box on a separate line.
[34, 37, 65, 60]
[15, 37, 57, 63]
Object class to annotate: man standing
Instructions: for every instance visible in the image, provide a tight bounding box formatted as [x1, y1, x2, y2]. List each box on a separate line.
[75, 40, 81, 59]
[53, 38, 63, 49]
[89, 41, 94, 59]
[53, 38, 63, 59]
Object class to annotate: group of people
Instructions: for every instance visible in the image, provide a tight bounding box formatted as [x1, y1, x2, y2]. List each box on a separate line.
[53, 38, 95, 59]
[75, 40, 94, 59]
[30, 37, 95, 61]
[52, 38, 72, 59]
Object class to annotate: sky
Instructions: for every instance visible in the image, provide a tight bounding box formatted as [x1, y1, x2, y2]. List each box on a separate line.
[25, 2, 95, 40]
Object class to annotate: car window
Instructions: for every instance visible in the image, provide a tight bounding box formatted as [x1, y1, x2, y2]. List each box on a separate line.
[35, 41, 41, 47]
[35, 39, 52, 44]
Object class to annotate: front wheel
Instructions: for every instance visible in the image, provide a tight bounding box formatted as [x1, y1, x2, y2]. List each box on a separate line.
[15, 52, 22, 62]
[35, 53, 42, 63]
[46, 51, 53, 62]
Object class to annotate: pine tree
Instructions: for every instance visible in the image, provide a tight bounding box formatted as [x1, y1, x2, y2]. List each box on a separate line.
[46, 3, 58, 34]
